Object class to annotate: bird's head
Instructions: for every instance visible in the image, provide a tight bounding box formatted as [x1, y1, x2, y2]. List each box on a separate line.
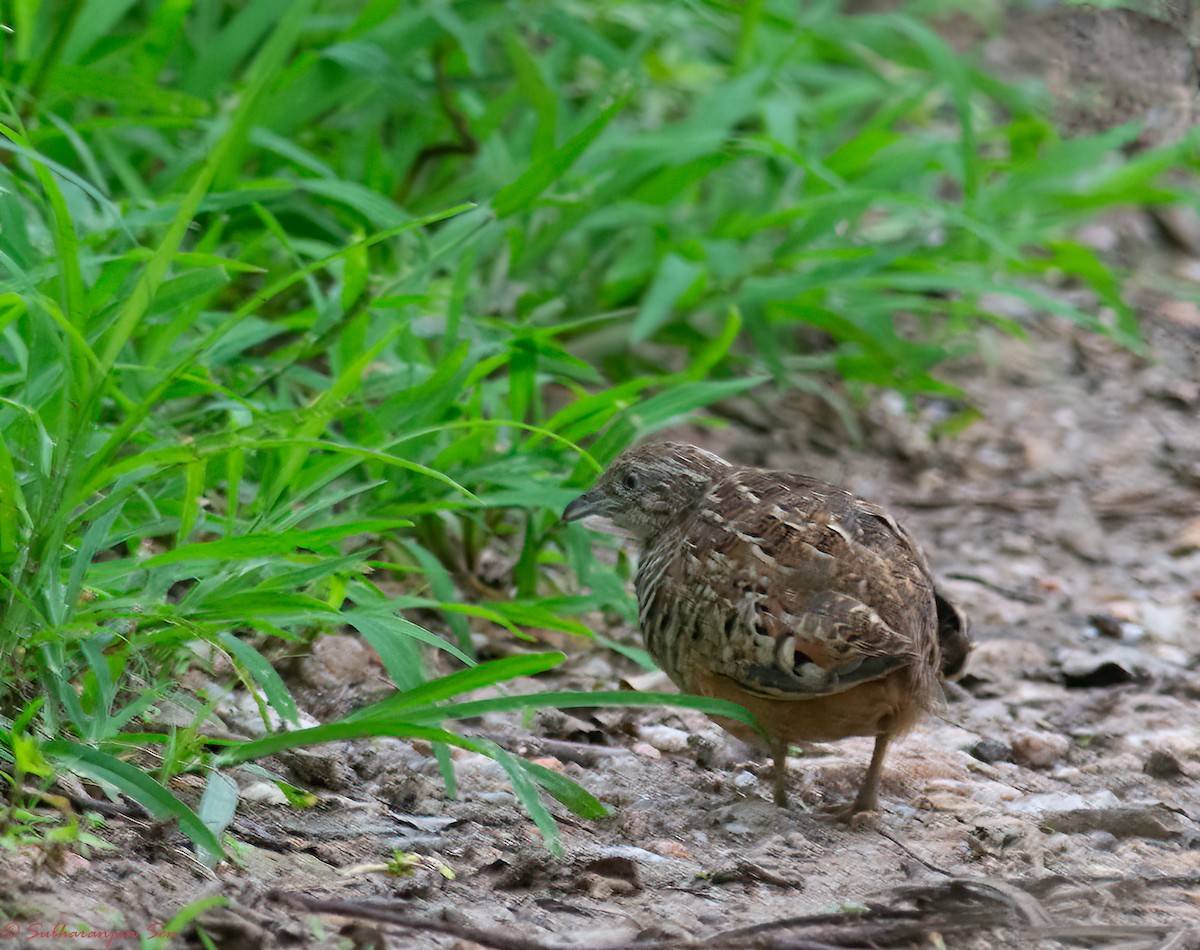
[562, 441, 732, 541]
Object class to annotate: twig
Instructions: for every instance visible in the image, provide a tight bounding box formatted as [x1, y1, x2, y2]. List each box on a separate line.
[944, 880, 1053, 928]
[32, 784, 149, 819]
[944, 572, 1044, 604]
[395, 40, 480, 203]
[1030, 924, 1176, 941]
[527, 736, 634, 767]
[276, 893, 554, 950]
[276, 872, 1194, 950]
[872, 825, 955, 878]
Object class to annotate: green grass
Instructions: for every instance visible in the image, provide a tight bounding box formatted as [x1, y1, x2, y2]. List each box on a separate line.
[0, 0, 1195, 860]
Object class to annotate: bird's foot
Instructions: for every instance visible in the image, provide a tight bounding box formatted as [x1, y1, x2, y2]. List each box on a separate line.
[819, 798, 881, 827]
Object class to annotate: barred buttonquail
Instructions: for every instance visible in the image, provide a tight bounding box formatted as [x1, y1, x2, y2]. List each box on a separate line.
[564, 442, 970, 816]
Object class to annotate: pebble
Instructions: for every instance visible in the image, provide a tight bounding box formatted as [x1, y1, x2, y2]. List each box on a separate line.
[60, 852, 91, 876]
[923, 779, 974, 798]
[966, 639, 1051, 678]
[1085, 614, 1145, 643]
[433, 904, 474, 927]
[1158, 734, 1200, 765]
[475, 790, 516, 805]
[1085, 831, 1120, 851]
[969, 780, 1022, 806]
[1052, 486, 1107, 562]
[598, 844, 670, 864]
[453, 753, 507, 784]
[630, 742, 662, 759]
[1169, 517, 1200, 557]
[1010, 730, 1071, 769]
[1009, 789, 1120, 816]
[1144, 748, 1186, 779]
[637, 725, 691, 754]
[1041, 804, 1186, 840]
[1100, 600, 1140, 623]
[731, 769, 758, 788]
[240, 781, 289, 805]
[970, 737, 1011, 764]
[1139, 602, 1189, 645]
[300, 634, 378, 689]
[648, 838, 692, 859]
[920, 791, 976, 814]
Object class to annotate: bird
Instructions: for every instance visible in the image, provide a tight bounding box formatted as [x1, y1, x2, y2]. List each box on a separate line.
[563, 441, 970, 817]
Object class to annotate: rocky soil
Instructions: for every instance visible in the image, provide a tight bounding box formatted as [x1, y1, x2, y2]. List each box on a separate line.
[3, 5, 1199, 949]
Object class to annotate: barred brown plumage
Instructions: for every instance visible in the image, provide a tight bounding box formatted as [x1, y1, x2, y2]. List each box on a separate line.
[563, 441, 971, 817]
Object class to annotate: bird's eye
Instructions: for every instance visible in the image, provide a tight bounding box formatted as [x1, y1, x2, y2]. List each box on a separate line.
[622, 472, 639, 490]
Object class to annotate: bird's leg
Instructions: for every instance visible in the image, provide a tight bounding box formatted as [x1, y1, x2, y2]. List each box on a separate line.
[848, 732, 891, 816]
[770, 737, 789, 807]
[819, 732, 892, 822]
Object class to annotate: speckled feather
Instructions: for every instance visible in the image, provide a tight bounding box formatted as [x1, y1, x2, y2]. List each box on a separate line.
[638, 468, 940, 717]
[563, 441, 970, 812]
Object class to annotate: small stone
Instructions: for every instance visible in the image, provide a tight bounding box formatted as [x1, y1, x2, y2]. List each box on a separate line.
[1139, 603, 1189, 645]
[1085, 831, 1120, 852]
[1177, 259, 1200, 283]
[60, 851, 91, 876]
[970, 737, 1011, 764]
[433, 904, 474, 927]
[648, 838, 692, 859]
[732, 769, 758, 788]
[240, 781, 289, 805]
[597, 844, 669, 865]
[278, 747, 355, 789]
[1060, 648, 1141, 687]
[636, 922, 690, 943]
[1009, 789, 1120, 816]
[1144, 749, 1185, 780]
[301, 634, 379, 690]
[1159, 297, 1200, 327]
[1061, 646, 1179, 686]
[1159, 733, 1200, 764]
[1086, 614, 1124, 639]
[1052, 487, 1106, 562]
[1168, 517, 1200, 557]
[963, 639, 1050, 680]
[968, 780, 1021, 806]
[1011, 730, 1070, 769]
[1076, 221, 1120, 253]
[1041, 805, 1186, 840]
[475, 790, 516, 805]
[578, 873, 636, 899]
[1102, 600, 1140, 623]
[636, 724, 691, 754]
[920, 792, 975, 814]
[630, 742, 661, 759]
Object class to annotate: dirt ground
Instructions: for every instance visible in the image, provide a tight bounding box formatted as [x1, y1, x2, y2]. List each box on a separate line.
[3, 6, 1200, 950]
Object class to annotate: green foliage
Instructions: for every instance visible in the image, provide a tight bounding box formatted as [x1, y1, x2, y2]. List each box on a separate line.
[0, 0, 1192, 860]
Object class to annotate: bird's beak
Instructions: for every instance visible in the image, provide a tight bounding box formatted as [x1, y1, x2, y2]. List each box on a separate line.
[562, 487, 609, 523]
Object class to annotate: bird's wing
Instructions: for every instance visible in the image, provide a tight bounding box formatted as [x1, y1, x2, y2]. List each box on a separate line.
[661, 469, 938, 700]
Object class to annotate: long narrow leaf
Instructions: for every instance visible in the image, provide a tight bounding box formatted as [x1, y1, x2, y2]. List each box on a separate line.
[215, 720, 471, 765]
[345, 653, 565, 722]
[44, 740, 224, 861]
